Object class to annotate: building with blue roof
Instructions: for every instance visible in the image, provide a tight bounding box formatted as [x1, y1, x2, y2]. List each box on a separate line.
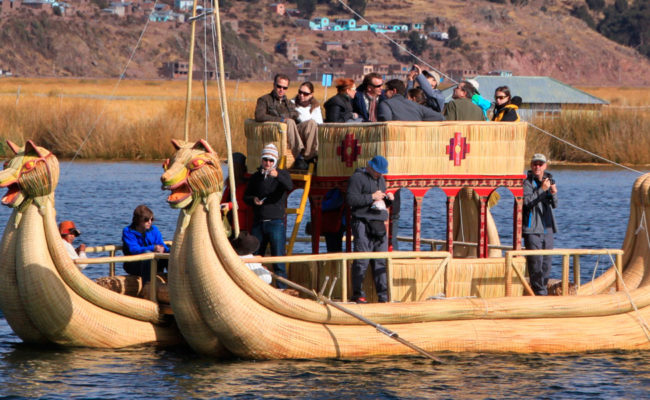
[441, 76, 608, 120]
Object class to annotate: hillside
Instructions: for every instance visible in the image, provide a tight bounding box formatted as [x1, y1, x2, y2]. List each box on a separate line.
[0, 0, 648, 85]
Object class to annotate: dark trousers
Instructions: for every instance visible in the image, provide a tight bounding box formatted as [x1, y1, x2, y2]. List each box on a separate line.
[252, 218, 287, 289]
[351, 218, 388, 302]
[123, 258, 168, 283]
[524, 231, 554, 295]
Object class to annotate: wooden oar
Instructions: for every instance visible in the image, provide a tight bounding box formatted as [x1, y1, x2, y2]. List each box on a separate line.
[271, 273, 444, 363]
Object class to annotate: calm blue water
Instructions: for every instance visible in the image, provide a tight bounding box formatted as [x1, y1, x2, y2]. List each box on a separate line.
[0, 162, 649, 399]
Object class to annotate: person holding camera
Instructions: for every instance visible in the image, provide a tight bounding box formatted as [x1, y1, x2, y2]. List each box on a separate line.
[523, 153, 559, 295]
[346, 155, 394, 303]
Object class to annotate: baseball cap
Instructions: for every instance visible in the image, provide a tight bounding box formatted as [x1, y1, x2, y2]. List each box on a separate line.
[59, 220, 81, 236]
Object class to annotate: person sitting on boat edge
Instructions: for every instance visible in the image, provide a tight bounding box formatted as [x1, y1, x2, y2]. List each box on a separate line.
[292, 81, 323, 124]
[405, 64, 445, 113]
[443, 80, 485, 121]
[346, 155, 394, 304]
[324, 78, 362, 123]
[231, 231, 272, 285]
[122, 204, 169, 283]
[254, 73, 317, 170]
[352, 72, 384, 122]
[377, 79, 443, 122]
[523, 153, 558, 296]
[492, 86, 521, 122]
[243, 143, 293, 289]
[59, 220, 88, 271]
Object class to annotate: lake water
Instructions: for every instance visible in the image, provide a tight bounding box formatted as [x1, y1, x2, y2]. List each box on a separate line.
[1, 162, 649, 399]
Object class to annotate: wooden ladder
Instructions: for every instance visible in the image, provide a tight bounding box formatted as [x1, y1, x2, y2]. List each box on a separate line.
[279, 156, 314, 255]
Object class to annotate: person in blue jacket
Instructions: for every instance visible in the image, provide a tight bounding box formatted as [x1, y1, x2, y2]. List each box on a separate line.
[122, 204, 169, 282]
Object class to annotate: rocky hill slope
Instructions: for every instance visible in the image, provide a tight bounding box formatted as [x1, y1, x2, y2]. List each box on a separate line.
[0, 0, 648, 85]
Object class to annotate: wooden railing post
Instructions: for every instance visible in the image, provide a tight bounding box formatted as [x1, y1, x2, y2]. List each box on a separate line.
[412, 195, 423, 251]
[149, 258, 158, 302]
[109, 249, 116, 277]
[339, 259, 347, 302]
[573, 254, 581, 289]
[562, 255, 570, 295]
[616, 252, 623, 292]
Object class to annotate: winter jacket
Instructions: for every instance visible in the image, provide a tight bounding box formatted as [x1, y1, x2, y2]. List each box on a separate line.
[254, 91, 299, 122]
[443, 97, 485, 121]
[522, 171, 558, 234]
[492, 104, 520, 122]
[244, 167, 293, 221]
[406, 74, 445, 113]
[346, 168, 393, 222]
[122, 225, 169, 255]
[324, 93, 355, 122]
[377, 94, 444, 122]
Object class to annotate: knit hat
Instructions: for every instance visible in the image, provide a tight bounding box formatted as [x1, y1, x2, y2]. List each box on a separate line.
[261, 143, 278, 167]
[59, 220, 81, 236]
[531, 153, 547, 164]
[368, 155, 388, 175]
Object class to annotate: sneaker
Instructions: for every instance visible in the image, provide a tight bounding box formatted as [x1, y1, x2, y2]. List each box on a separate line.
[292, 158, 309, 170]
[354, 297, 367, 304]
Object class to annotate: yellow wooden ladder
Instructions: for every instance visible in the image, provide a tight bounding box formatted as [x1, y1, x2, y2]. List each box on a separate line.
[279, 157, 314, 255]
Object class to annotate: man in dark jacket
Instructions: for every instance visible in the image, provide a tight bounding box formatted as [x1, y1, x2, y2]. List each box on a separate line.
[254, 74, 317, 169]
[346, 155, 394, 303]
[352, 72, 383, 122]
[522, 153, 558, 295]
[378, 79, 443, 122]
[244, 143, 293, 288]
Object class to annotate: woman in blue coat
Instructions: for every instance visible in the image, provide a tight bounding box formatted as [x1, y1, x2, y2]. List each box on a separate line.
[122, 204, 169, 282]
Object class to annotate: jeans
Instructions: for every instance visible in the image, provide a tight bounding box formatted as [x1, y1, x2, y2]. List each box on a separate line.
[252, 219, 287, 289]
[524, 231, 554, 295]
[351, 218, 388, 302]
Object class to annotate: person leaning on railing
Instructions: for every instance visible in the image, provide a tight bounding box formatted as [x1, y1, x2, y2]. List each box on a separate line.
[122, 204, 169, 283]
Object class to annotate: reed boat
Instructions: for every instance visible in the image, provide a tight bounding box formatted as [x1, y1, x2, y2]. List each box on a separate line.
[162, 120, 650, 359]
[0, 140, 181, 348]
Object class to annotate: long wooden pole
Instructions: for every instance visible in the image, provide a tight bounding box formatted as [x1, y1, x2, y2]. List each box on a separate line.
[212, 1, 239, 238]
[183, 1, 199, 142]
[271, 273, 444, 363]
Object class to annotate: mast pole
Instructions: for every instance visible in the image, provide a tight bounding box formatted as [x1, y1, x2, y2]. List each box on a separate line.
[184, 0, 199, 142]
[212, 0, 240, 238]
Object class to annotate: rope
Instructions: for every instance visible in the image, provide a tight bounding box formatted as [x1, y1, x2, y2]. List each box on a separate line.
[589, 254, 602, 296]
[335, 0, 456, 85]
[608, 251, 650, 342]
[528, 122, 644, 175]
[64, 0, 160, 173]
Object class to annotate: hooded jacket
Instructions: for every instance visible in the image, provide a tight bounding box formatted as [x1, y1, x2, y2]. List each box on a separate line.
[346, 167, 393, 221]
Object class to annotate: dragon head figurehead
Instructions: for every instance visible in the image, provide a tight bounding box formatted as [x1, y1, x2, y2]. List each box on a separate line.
[161, 139, 223, 210]
[0, 140, 59, 210]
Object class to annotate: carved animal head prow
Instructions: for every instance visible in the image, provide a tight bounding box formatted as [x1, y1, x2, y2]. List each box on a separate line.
[0, 140, 59, 209]
[161, 139, 223, 209]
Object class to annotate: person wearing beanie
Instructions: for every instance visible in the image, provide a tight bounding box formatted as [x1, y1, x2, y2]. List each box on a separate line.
[523, 153, 558, 295]
[59, 220, 88, 270]
[346, 155, 394, 303]
[406, 64, 445, 113]
[243, 143, 293, 288]
[254, 73, 318, 170]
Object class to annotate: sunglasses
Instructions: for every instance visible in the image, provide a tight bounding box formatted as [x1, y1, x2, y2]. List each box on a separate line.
[143, 217, 154, 222]
[262, 158, 275, 162]
[369, 83, 383, 88]
[275, 84, 288, 90]
[298, 90, 312, 96]
[532, 162, 545, 167]
[495, 95, 508, 100]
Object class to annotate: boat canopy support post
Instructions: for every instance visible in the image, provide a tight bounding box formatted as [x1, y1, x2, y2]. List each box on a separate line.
[513, 195, 523, 250]
[412, 195, 423, 251]
[446, 195, 455, 256]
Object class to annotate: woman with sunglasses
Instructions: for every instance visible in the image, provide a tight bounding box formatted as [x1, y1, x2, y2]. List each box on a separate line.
[292, 81, 323, 124]
[122, 204, 169, 282]
[492, 86, 520, 122]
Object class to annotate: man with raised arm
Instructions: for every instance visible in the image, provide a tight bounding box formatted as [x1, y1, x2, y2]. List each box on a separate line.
[346, 155, 394, 303]
[255, 74, 317, 170]
[523, 153, 559, 296]
[406, 64, 445, 113]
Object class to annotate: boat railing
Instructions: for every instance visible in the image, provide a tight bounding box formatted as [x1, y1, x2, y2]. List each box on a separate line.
[291, 235, 512, 252]
[246, 250, 452, 302]
[78, 245, 171, 303]
[504, 248, 624, 297]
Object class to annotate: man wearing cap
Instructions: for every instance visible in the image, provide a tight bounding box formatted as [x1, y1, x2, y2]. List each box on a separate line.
[523, 153, 559, 296]
[346, 155, 394, 303]
[244, 143, 293, 288]
[254, 73, 318, 170]
[443, 80, 484, 121]
[59, 220, 88, 270]
[406, 64, 445, 113]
